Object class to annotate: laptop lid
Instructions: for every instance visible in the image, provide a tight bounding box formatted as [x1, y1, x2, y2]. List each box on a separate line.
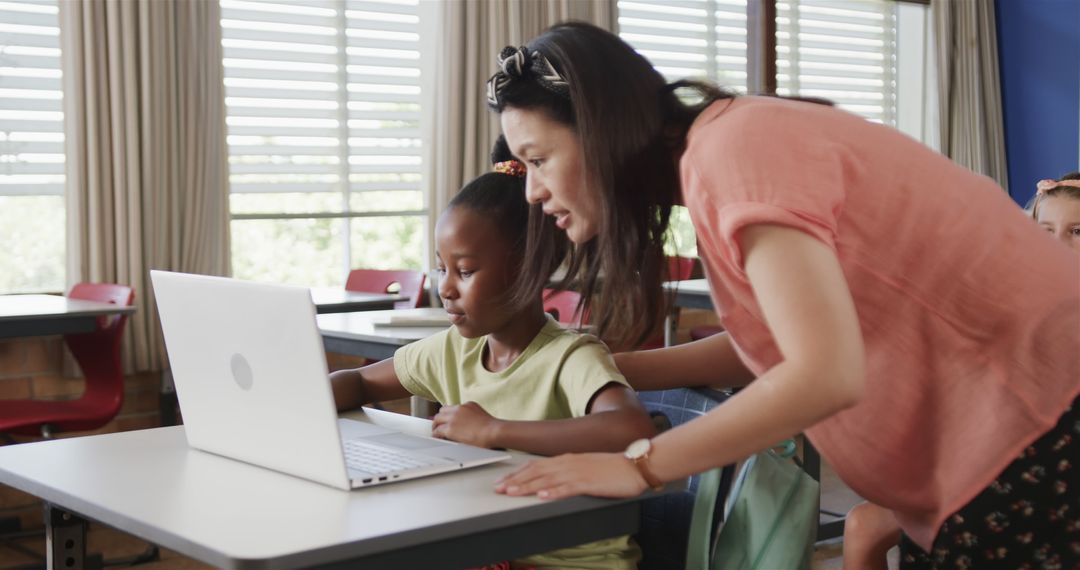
[150, 270, 352, 490]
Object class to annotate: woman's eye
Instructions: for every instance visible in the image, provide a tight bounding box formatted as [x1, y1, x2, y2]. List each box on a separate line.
[1071, 227, 1080, 236]
[436, 267, 447, 275]
[529, 159, 544, 168]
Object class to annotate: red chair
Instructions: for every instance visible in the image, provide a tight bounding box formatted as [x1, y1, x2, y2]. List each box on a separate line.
[345, 269, 425, 309]
[543, 289, 588, 328]
[0, 283, 134, 438]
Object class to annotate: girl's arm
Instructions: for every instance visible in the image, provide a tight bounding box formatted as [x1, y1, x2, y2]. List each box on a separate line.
[495, 224, 866, 498]
[613, 332, 755, 391]
[329, 358, 412, 412]
[431, 383, 656, 455]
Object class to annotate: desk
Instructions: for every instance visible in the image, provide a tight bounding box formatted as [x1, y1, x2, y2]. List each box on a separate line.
[0, 408, 662, 570]
[0, 294, 135, 339]
[318, 308, 448, 362]
[309, 288, 401, 314]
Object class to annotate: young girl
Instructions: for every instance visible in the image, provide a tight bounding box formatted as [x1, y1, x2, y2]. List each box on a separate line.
[487, 22, 1079, 568]
[329, 137, 654, 570]
[1032, 172, 1080, 251]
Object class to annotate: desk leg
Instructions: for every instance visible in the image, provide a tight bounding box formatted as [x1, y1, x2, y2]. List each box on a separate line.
[159, 369, 178, 427]
[410, 396, 437, 418]
[45, 504, 87, 570]
[663, 308, 678, 347]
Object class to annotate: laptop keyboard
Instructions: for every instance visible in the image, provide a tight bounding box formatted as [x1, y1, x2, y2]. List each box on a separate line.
[343, 439, 453, 475]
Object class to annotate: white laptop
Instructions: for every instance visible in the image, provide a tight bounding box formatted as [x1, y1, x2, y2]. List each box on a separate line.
[150, 270, 509, 491]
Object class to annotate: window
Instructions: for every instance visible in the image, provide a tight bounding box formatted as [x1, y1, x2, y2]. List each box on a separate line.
[221, 0, 428, 287]
[777, 0, 934, 143]
[618, 0, 749, 91]
[618, 0, 934, 257]
[0, 0, 65, 294]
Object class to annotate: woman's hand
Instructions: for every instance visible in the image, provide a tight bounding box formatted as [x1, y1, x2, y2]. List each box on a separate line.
[494, 452, 649, 500]
[431, 402, 502, 448]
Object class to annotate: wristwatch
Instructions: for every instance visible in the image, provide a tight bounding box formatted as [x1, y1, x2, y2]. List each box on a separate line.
[624, 438, 664, 492]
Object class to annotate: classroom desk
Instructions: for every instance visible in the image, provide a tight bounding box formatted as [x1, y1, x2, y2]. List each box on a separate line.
[660, 279, 844, 541]
[0, 408, 666, 570]
[0, 294, 136, 339]
[308, 288, 402, 314]
[318, 308, 449, 362]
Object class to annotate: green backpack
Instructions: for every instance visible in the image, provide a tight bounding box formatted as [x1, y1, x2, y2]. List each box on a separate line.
[687, 440, 820, 570]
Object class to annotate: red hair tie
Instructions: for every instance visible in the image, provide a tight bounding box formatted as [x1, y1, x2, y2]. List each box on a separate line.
[493, 160, 526, 178]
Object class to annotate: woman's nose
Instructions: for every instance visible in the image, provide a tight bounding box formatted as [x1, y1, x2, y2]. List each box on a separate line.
[524, 175, 547, 205]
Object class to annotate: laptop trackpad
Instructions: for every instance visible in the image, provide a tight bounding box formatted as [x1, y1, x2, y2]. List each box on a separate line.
[365, 432, 454, 451]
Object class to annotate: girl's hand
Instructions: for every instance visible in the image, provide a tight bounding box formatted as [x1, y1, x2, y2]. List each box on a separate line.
[494, 452, 649, 500]
[431, 402, 501, 448]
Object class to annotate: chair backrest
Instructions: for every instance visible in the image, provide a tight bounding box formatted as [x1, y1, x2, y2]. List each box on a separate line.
[346, 269, 425, 309]
[667, 256, 696, 281]
[542, 289, 588, 327]
[636, 387, 735, 570]
[63, 282, 135, 431]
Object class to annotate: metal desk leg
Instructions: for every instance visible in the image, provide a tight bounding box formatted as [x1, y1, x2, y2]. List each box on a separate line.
[410, 396, 437, 418]
[803, 438, 846, 542]
[45, 504, 86, 570]
[663, 308, 679, 347]
[159, 369, 178, 427]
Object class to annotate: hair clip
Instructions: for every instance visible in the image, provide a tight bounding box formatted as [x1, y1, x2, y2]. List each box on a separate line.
[1036, 178, 1080, 195]
[493, 160, 526, 178]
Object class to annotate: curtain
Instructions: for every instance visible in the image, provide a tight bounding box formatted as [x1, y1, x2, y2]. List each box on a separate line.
[425, 0, 617, 273]
[60, 0, 230, 372]
[932, 0, 1009, 191]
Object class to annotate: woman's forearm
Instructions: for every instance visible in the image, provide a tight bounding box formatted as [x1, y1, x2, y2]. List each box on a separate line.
[645, 358, 861, 483]
[615, 332, 755, 391]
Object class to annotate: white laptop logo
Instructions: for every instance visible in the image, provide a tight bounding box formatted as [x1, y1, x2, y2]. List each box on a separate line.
[230, 353, 254, 391]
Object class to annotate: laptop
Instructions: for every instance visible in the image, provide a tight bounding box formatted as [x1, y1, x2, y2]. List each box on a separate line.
[150, 270, 509, 491]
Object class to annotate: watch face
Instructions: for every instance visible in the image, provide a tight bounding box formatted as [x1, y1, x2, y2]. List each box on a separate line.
[625, 438, 651, 459]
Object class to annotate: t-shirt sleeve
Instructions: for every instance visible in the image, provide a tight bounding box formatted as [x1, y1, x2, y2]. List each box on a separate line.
[392, 330, 451, 404]
[557, 337, 632, 418]
[685, 103, 849, 270]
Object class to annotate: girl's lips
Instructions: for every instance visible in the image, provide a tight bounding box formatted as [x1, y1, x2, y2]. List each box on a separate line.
[447, 312, 464, 325]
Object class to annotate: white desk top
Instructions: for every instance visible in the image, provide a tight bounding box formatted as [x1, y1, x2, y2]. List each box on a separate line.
[0, 408, 652, 569]
[318, 308, 450, 345]
[663, 278, 710, 296]
[0, 294, 135, 321]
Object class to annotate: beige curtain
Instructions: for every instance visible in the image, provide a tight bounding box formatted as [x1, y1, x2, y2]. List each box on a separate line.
[60, 0, 230, 372]
[425, 0, 616, 269]
[933, 0, 1009, 191]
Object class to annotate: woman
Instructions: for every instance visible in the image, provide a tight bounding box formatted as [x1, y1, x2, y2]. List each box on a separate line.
[487, 22, 1079, 567]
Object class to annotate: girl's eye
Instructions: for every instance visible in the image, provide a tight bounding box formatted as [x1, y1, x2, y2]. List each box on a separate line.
[1071, 227, 1080, 236]
[436, 267, 447, 275]
[460, 270, 474, 278]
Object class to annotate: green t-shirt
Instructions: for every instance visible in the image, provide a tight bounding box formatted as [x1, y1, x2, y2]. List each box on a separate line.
[393, 316, 641, 570]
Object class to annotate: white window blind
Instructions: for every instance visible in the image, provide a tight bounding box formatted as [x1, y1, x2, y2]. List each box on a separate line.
[0, 0, 65, 293]
[618, 0, 749, 91]
[221, 0, 426, 286]
[777, 0, 897, 124]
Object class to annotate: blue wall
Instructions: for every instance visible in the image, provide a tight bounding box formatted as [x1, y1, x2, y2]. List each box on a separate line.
[995, 0, 1080, 207]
